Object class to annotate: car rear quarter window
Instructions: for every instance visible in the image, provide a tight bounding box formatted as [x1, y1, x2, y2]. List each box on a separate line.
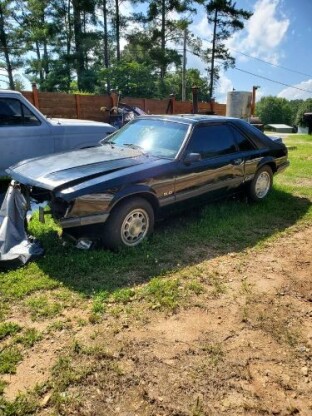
[186, 124, 237, 159]
[229, 125, 255, 151]
[0, 98, 40, 126]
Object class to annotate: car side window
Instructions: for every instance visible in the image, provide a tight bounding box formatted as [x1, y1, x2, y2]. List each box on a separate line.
[186, 124, 237, 159]
[22, 104, 41, 125]
[229, 125, 255, 151]
[0, 98, 40, 126]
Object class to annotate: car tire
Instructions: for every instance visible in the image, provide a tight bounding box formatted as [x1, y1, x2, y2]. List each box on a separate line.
[103, 197, 154, 249]
[248, 165, 273, 202]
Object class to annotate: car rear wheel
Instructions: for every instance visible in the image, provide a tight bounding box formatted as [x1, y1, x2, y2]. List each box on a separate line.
[103, 197, 154, 249]
[248, 165, 273, 202]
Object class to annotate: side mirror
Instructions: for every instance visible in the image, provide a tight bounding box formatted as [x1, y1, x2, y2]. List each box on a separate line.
[183, 152, 201, 165]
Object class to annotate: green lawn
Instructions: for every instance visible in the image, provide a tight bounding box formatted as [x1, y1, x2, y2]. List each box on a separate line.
[1, 134, 311, 306]
[0, 134, 311, 414]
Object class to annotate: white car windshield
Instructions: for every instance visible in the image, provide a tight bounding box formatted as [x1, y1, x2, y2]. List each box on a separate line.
[105, 118, 190, 159]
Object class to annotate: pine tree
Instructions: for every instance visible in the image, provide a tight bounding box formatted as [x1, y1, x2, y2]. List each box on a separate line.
[205, 0, 252, 99]
[0, 0, 25, 89]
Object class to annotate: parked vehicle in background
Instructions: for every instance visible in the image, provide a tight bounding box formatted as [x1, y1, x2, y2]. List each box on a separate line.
[7, 115, 289, 249]
[0, 90, 116, 177]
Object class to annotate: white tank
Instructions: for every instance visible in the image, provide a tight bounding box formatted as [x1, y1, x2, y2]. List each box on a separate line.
[226, 91, 252, 119]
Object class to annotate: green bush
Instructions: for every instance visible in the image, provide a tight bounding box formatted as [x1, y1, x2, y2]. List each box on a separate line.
[295, 98, 312, 127]
[255, 96, 292, 126]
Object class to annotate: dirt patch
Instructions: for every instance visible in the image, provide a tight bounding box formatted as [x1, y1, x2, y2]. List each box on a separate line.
[3, 225, 312, 415]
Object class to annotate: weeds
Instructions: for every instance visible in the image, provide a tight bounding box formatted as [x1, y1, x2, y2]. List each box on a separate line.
[26, 295, 63, 320]
[202, 343, 224, 366]
[139, 277, 182, 310]
[0, 347, 23, 374]
[0, 393, 38, 416]
[14, 328, 42, 348]
[0, 322, 22, 340]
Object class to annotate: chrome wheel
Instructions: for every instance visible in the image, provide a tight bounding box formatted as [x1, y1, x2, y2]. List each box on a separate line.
[120, 208, 149, 246]
[255, 171, 271, 199]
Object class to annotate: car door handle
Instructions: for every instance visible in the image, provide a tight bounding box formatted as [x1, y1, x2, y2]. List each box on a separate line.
[232, 158, 243, 165]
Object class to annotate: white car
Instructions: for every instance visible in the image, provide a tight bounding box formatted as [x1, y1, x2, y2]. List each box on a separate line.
[0, 90, 115, 177]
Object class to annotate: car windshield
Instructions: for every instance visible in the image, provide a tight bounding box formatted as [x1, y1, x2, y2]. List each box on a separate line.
[104, 118, 190, 159]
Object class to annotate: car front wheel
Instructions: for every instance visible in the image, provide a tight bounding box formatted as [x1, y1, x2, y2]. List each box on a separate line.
[103, 197, 154, 249]
[248, 165, 273, 202]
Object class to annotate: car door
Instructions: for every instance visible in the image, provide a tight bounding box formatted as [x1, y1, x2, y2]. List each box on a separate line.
[174, 123, 245, 202]
[0, 98, 54, 176]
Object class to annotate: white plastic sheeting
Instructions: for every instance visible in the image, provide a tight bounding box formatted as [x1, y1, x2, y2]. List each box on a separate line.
[0, 181, 43, 266]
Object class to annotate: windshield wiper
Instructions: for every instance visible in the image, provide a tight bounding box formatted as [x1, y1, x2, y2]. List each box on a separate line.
[122, 143, 148, 155]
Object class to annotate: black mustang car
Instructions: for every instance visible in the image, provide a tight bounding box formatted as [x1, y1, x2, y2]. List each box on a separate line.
[7, 115, 289, 249]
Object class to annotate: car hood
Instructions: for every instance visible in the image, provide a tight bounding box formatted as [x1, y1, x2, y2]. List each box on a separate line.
[48, 118, 112, 127]
[7, 145, 146, 191]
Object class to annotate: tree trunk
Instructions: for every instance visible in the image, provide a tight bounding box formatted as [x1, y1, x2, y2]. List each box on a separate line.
[160, 0, 166, 79]
[0, 4, 15, 89]
[65, 0, 72, 91]
[72, 0, 85, 90]
[103, 0, 110, 92]
[35, 41, 44, 85]
[208, 8, 218, 100]
[182, 27, 187, 101]
[115, 0, 120, 61]
[103, 0, 109, 68]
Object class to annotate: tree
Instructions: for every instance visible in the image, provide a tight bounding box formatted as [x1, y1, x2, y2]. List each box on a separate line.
[98, 0, 110, 69]
[295, 99, 312, 127]
[15, 0, 56, 90]
[255, 96, 292, 126]
[47, 0, 77, 91]
[288, 99, 303, 126]
[0, 0, 25, 89]
[132, 0, 202, 81]
[205, 0, 251, 99]
[164, 68, 209, 101]
[97, 60, 158, 98]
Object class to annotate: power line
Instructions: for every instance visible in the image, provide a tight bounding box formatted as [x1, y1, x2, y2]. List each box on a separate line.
[201, 37, 312, 79]
[230, 47, 312, 79]
[234, 67, 312, 94]
[184, 46, 312, 95]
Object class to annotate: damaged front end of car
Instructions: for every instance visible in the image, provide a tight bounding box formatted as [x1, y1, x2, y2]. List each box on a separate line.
[25, 186, 116, 244]
[4, 144, 147, 248]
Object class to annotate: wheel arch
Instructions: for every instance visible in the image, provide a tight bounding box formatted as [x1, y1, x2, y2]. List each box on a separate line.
[110, 190, 160, 217]
[258, 157, 277, 174]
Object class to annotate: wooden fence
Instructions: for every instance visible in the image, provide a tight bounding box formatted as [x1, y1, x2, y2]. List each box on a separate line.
[22, 86, 226, 123]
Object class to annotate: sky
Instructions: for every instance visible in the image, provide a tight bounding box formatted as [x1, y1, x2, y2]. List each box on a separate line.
[2, 0, 312, 104]
[185, 0, 312, 103]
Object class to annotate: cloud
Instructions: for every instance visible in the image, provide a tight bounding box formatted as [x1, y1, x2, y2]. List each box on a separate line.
[228, 0, 290, 64]
[119, 1, 134, 17]
[119, 1, 141, 50]
[215, 71, 233, 103]
[278, 79, 312, 100]
[192, 15, 212, 45]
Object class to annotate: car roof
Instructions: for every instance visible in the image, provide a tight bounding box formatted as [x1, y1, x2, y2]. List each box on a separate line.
[0, 89, 22, 96]
[138, 114, 237, 124]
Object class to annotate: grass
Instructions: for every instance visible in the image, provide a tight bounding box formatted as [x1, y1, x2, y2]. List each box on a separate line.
[14, 328, 42, 348]
[26, 295, 63, 320]
[0, 135, 310, 313]
[0, 347, 23, 374]
[139, 277, 182, 310]
[0, 134, 311, 414]
[0, 323, 22, 340]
